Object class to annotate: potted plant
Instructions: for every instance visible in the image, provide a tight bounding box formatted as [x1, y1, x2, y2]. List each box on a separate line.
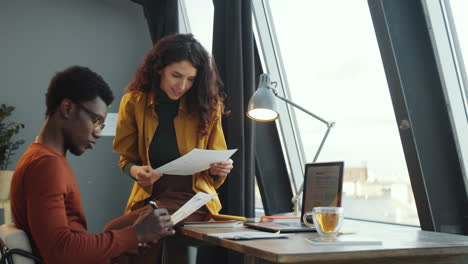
[0, 104, 25, 202]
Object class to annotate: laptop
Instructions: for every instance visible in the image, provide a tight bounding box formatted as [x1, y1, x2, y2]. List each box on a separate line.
[245, 161, 344, 233]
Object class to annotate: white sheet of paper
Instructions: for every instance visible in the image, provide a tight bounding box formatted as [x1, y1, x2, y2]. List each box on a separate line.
[305, 237, 382, 246]
[171, 192, 216, 224]
[100, 113, 118, 136]
[153, 148, 237, 175]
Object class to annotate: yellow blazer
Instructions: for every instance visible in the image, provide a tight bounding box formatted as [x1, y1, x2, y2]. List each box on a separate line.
[114, 91, 227, 215]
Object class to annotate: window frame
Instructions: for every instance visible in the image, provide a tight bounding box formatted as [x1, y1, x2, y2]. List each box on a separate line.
[179, 0, 191, 33]
[422, 0, 468, 188]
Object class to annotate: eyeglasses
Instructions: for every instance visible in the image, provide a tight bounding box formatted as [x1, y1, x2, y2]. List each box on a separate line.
[75, 103, 105, 134]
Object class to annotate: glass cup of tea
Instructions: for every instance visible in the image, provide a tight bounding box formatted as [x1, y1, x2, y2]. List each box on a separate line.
[303, 207, 344, 241]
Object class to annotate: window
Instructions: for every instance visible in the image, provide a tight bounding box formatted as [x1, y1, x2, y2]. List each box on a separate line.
[266, 0, 419, 225]
[181, 0, 214, 53]
[450, 0, 468, 83]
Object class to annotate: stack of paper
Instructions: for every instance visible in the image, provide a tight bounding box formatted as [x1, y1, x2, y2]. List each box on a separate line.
[260, 215, 300, 223]
[209, 231, 291, 240]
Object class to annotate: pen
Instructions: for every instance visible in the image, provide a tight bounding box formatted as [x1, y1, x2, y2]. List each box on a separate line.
[149, 201, 159, 209]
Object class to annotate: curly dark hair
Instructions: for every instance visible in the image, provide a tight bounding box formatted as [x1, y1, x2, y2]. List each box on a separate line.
[127, 33, 225, 136]
[46, 66, 114, 116]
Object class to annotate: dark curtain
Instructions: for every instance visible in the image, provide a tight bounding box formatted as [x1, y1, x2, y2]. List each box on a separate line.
[212, 0, 255, 218]
[131, 0, 179, 44]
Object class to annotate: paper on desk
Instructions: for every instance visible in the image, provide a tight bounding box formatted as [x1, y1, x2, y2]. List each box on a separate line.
[209, 231, 291, 240]
[154, 148, 237, 175]
[305, 236, 382, 246]
[171, 192, 216, 224]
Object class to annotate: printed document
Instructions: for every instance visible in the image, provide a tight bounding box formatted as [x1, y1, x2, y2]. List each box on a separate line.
[171, 192, 216, 224]
[154, 148, 237, 175]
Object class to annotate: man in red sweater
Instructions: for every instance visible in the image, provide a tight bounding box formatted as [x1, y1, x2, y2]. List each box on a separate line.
[10, 66, 175, 264]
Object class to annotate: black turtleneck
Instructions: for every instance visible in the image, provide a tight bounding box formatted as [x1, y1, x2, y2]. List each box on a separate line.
[148, 90, 181, 169]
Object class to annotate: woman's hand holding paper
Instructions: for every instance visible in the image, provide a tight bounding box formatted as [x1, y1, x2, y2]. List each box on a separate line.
[209, 159, 234, 177]
[131, 165, 163, 187]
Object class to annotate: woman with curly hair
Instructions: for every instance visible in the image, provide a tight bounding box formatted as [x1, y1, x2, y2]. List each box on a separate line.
[115, 33, 233, 217]
[104, 33, 233, 263]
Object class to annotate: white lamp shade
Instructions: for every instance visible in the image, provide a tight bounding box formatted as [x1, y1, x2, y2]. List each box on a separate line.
[246, 74, 279, 122]
[247, 108, 278, 121]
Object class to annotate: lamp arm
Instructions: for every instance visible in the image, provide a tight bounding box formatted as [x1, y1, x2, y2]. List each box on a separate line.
[292, 124, 333, 195]
[273, 92, 335, 162]
[272, 90, 333, 127]
[270, 88, 335, 215]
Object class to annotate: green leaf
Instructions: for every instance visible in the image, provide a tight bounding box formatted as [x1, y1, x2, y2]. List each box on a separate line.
[0, 104, 24, 170]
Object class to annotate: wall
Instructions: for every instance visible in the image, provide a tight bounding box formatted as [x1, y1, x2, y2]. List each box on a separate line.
[0, 0, 152, 233]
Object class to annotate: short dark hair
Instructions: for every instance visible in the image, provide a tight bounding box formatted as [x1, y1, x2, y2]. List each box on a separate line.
[45, 66, 114, 116]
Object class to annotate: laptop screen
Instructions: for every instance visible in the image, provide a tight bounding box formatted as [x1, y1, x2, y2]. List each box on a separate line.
[301, 161, 344, 222]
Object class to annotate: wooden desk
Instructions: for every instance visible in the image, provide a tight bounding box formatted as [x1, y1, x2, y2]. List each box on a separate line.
[176, 219, 468, 264]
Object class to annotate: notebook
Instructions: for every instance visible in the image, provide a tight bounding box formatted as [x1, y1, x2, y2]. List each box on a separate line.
[245, 161, 344, 233]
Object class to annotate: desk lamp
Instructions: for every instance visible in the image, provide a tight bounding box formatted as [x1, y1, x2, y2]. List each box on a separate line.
[247, 73, 335, 215]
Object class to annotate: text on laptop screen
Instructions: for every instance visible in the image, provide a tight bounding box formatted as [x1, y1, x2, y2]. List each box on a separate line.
[301, 162, 344, 220]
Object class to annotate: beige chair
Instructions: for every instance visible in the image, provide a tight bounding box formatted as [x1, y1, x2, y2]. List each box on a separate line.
[0, 171, 13, 225]
[0, 224, 42, 264]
